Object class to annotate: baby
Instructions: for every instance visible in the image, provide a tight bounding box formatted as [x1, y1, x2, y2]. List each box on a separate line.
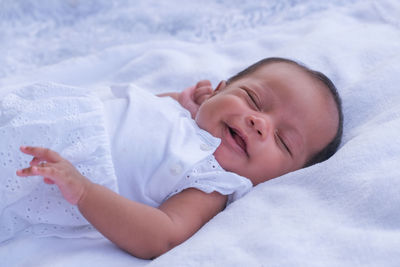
[13, 57, 342, 259]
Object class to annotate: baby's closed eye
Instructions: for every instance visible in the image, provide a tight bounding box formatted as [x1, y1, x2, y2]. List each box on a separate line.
[240, 87, 261, 110]
[274, 130, 292, 156]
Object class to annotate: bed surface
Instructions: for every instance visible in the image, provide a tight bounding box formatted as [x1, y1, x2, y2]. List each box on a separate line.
[1, 0, 400, 266]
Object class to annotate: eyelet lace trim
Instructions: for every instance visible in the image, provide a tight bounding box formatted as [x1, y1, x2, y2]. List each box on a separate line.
[165, 154, 252, 203]
[0, 83, 117, 242]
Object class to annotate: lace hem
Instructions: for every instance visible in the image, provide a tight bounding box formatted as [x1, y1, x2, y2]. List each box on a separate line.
[0, 82, 117, 242]
[165, 154, 252, 205]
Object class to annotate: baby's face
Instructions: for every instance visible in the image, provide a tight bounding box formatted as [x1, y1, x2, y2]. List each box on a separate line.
[195, 62, 339, 185]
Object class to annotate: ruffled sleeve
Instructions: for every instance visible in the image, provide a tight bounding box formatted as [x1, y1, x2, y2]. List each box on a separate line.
[166, 154, 253, 205]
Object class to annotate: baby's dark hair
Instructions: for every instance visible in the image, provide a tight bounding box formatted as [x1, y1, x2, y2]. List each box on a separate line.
[226, 57, 343, 167]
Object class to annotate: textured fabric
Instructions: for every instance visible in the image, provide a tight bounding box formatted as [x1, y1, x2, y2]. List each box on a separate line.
[2, 1, 400, 266]
[0, 82, 118, 242]
[0, 82, 252, 243]
[102, 84, 252, 207]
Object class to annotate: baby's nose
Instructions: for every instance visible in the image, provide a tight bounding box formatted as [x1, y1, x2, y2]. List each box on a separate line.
[247, 115, 269, 139]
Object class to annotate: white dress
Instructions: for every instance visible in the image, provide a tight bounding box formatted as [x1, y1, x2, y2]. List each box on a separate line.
[102, 84, 252, 207]
[0, 82, 252, 243]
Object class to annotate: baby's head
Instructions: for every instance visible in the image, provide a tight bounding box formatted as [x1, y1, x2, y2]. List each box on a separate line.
[195, 57, 343, 185]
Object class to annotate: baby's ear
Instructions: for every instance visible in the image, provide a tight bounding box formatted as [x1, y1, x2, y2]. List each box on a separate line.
[214, 80, 227, 93]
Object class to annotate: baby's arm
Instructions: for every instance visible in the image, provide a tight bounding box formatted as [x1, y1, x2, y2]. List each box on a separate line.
[80, 184, 226, 259]
[158, 80, 213, 119]
[17, 146, 226, 259]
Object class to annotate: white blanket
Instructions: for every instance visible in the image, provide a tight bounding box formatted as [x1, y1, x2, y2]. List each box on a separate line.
[1, 0, 400, 266]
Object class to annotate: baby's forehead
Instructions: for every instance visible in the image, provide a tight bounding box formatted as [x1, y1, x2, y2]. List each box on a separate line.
[241, 62, 324, 93]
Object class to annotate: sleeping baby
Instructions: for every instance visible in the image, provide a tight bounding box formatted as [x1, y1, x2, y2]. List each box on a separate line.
[1, 57, 343, 259]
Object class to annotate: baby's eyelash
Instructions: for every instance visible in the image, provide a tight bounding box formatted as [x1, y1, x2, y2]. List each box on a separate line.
[241, 87, 260, 110]
[276, 131, 292, 156]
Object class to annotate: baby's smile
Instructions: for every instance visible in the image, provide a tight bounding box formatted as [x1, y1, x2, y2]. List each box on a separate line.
[225, 124, 249, 157]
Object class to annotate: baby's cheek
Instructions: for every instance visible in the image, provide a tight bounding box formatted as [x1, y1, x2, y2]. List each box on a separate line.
[248, 151, 286, 183]
[194, 103, 215, 130]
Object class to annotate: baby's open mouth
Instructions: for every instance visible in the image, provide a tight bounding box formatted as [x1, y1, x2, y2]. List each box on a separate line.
[228, 127, 248, 155]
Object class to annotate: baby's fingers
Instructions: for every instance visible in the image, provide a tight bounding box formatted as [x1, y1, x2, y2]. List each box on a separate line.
[20, 146, 62, 163]
[17, 163, 57, 178]
[43, 177, 55, 184]
[29, 157, 42, 166]
[16, 166, 56, 184]
[193, 86, 213, 104]
[17, 165, 41, 177]
[195, 80, 212, 88]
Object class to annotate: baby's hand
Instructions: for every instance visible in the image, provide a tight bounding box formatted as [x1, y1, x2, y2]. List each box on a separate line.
[178, 80, 214, 119]
[16, 146, 90, 205]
